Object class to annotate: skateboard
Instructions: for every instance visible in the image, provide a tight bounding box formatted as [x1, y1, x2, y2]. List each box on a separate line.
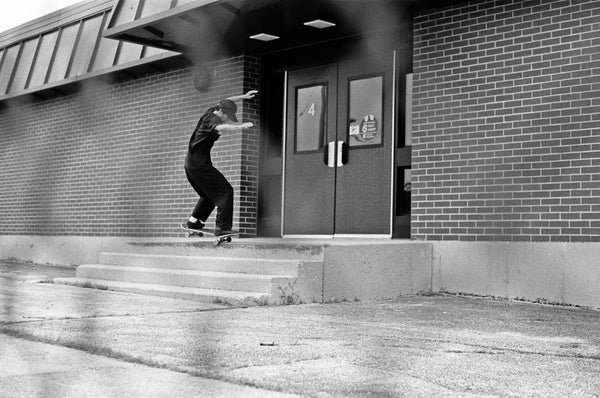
[180, 224, 238, 245]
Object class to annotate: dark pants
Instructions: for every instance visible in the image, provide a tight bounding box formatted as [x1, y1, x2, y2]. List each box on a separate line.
[185, 166, 233, 230]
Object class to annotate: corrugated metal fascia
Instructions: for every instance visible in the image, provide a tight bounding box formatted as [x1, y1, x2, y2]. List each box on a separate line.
[104, 0, 220, 38]
[0, 0, 114, 49]
[0, 50, 180, 102]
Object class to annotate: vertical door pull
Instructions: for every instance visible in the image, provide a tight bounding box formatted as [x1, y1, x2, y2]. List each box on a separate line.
[324, 141, 336, 168]
[337, 141, 348, 167]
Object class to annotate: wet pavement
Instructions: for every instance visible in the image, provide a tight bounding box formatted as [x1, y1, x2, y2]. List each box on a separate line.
[1, 261, 599, 397]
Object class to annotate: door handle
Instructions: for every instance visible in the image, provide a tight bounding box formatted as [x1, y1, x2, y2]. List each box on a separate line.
[324, 141, 336, 168]
[337, 141, 348, 167]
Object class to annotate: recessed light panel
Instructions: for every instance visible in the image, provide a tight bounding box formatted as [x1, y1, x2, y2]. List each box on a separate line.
[304, 19, 336, 29]
[249, 33, 280, 41]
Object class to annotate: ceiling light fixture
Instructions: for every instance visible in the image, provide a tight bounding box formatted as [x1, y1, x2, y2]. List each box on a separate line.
[249, 33, 280, 41]
[303, 19, 336, 29]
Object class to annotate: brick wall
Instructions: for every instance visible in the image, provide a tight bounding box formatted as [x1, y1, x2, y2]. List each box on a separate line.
[0, 55, 260, 237]
[412, 0, 600, 242]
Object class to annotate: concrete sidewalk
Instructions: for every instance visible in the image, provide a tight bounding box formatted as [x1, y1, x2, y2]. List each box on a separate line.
[1, 261, 599, 397]
[0, 335, 299, 398]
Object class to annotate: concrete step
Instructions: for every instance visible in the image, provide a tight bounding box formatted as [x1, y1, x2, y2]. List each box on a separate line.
[120, 240, 325, 260]
[63, 240, 327, 305]
[99, 252, 309, 276]
[53, 278, 271, 306]
[76, 264, 294, 293]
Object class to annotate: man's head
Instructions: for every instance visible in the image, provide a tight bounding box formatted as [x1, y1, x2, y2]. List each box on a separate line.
[215, 99, 238, 123]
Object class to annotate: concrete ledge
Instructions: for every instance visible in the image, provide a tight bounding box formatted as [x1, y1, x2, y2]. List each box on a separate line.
[3, 236, 599, 309]
[322, 243, 433, 302]
[431, 241, 600, 309]
[0, 236, 324, 265]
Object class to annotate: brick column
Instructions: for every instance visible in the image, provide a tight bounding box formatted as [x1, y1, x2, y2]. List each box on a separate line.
[238, 55, 261, 236]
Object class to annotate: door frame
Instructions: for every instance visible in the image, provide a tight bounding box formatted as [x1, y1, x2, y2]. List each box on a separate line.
[280, 51, 398, 239]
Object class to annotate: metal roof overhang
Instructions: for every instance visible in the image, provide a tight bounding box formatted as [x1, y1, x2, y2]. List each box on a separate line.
[0, 0, 188, 103]
[103, 0, 441, 64]
[104, 0, 224, 53]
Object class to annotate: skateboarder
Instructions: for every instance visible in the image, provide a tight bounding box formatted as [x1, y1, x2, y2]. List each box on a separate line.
[184, 90, 257, 236]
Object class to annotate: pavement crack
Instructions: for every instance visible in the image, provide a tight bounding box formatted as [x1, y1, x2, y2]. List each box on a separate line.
[444, 348, 504, 355]
[0, 307, 235, 325]
[227, 356, 327, 372]
[442, 344, 600, 361]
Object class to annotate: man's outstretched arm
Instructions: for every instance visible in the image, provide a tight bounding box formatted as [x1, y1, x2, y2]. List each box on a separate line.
[215, 122, 253, 132]
[226, 90, 258, 103]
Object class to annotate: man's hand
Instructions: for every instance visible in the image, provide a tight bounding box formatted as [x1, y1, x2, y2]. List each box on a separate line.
[240, 122, 254, 129]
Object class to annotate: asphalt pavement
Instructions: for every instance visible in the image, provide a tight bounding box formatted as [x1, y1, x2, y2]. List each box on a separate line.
[1, 261, 599, 397]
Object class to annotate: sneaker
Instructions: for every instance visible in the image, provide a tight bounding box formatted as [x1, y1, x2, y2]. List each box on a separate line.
[186, 220, 205, 230]
[214, 227, 234, 236]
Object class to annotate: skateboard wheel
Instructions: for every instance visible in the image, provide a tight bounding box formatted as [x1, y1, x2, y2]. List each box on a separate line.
[226, 237, 232, 242]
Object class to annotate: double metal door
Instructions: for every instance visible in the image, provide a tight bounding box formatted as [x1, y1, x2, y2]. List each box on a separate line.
[283, 57, 394, 236]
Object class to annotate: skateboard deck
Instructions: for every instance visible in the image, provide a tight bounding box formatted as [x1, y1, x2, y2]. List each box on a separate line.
[180, 224, 238, 245]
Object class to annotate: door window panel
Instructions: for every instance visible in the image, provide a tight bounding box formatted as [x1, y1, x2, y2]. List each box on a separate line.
[348, 75, 383, 147]
[404, 73, 413, 147]
[295, 84, 326, 153]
